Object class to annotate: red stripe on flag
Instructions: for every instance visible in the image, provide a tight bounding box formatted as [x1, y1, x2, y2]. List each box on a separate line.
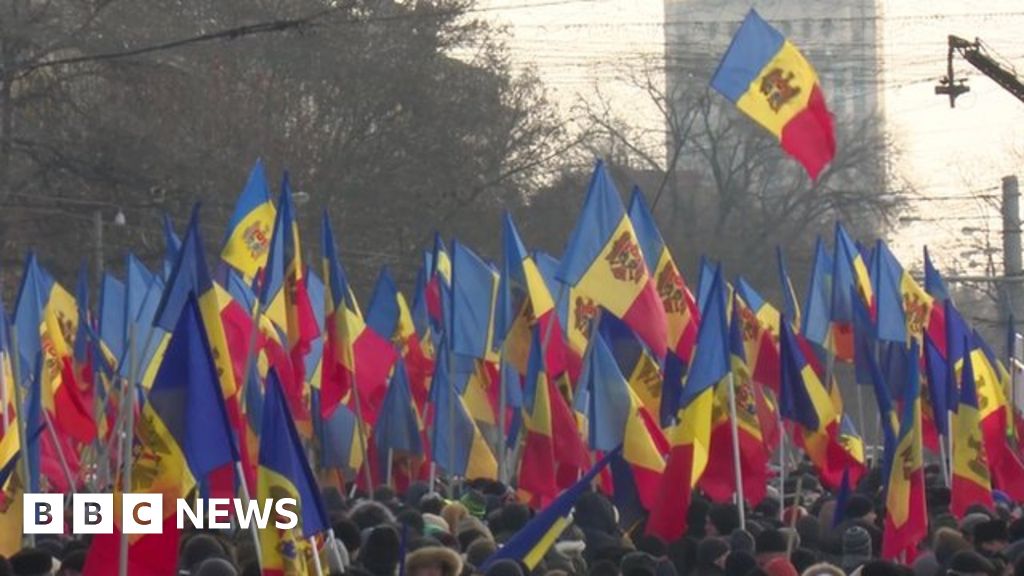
[779, 84, 836, 181]
[621, 281, 669, 358]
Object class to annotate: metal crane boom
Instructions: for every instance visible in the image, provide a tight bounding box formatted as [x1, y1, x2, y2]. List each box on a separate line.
[936, 35, 1024, 108]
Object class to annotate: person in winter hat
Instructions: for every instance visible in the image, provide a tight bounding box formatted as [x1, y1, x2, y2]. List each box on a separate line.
[359, 525, 402, 576]
[755, 530, 789, 567]
[840, 527, 871, 576]
[799, 563, 843, 576]
[9, 548, 56, 576]
[406, 546, 463, 576]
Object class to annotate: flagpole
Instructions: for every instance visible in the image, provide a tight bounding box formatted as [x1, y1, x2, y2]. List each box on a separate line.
[309, 537, 325, 576]
[325, 529, 345, 572]
[41, 410, 76, 496]
[10, 333, 34, 549]
[119, 324, 137, 576]
[447, 350, 457, 499]
[497, 354, 508, 485]
[938, 429, 951, 487]
[233, 280, 267, 570]
[386, 448, 394, 489]
[726, 372, 746, 529]
[777, 411, 786, 523]
[0, 347, 8, 434]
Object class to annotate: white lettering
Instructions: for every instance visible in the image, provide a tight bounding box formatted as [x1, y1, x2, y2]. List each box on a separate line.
[176, 498, 204, 530]
[274, 498, 298, 530]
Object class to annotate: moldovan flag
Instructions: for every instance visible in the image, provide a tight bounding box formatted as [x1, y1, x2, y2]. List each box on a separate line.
[648, 265, 729, 542]
[882, 342, 927, 561]
[951, 340, 994, 518]
[222, 159, 276, 279]
[519, 328, 588, 507]
[480, 447, 618, 572]
[83, 295, 238, 576]
[555, 160, 667, 357]
[710, 9, 835, 179]
[261, 173, 320, 389]
[320, 213, 398, 423]
[700, 294, 769, 507]
[628, 187, 699, 364]
[259, 369, 331, 575]
[576, 331, 665, 512]
[779, 320, 863, 490]
[0, 295, 21, 558]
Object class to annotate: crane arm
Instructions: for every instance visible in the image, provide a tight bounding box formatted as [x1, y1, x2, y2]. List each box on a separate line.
[936, 35, 1024, 108]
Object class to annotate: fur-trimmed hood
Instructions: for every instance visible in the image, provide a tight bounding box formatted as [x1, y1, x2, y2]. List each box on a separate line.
[406, 546, 463, 576]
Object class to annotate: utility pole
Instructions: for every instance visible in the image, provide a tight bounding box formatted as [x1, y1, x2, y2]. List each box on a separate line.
[1002, 176, 1023, 324]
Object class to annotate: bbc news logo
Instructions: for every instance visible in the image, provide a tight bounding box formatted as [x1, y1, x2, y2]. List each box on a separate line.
[24, 494, 299, 534]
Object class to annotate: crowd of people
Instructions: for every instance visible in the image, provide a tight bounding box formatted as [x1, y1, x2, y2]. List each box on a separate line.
[0, 459, 1021, 576]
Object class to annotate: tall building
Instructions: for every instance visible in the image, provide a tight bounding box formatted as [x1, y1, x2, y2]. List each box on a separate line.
[664, 1, 885, 191]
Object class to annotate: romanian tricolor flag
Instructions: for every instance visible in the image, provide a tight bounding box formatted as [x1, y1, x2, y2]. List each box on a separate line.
[710, 9, 835, 179]
[481, 448, 617, 572]
[951, 341, 994, 518]
[519, 328, 587, 507]
[882, 342, 927, 561]
[221, 159, 276, 280]
[576, 331, 665, 514]
[555, 161, 667, 358]
[320, 213, 398, 424]
[628, 187, 699, 364]
[259, 369, 330, 575]
[648, 265, 728, 543]
[83, 295, 239, 576]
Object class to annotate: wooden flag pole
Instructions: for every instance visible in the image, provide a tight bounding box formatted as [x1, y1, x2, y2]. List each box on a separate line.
[726, 372, 746, 530]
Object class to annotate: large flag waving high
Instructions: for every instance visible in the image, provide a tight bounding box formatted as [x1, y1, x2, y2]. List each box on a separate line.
[221, 159, 275, 279]
[555, 161, 667, 357]
[710, 9, 835, 179]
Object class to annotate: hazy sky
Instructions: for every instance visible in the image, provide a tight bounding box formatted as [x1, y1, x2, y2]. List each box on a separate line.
[477, 0, 1024, 277]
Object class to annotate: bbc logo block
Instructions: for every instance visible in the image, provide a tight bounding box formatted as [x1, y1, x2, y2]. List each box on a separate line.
[22, 493, 297, 534]
[23, 493, 163, 535]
